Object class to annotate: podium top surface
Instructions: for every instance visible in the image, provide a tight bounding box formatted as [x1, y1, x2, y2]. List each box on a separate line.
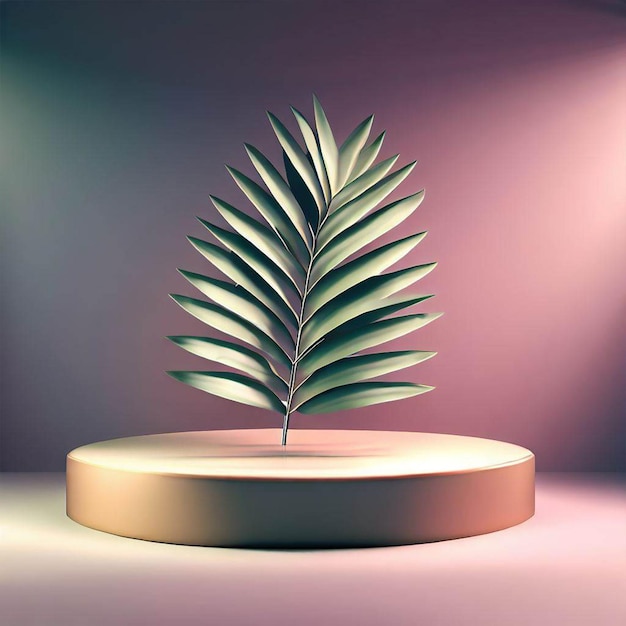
[67, 429, 534, 481]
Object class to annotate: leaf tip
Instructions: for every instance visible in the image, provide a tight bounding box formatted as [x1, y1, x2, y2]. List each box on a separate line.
[208, 195, 227, 211]
[196, 217, 215, 235]
[166, 335, 187, 346]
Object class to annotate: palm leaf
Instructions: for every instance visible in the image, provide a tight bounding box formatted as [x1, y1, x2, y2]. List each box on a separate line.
[313, 94, 339, 195]
[304, 233, 428, 315]
[197, 218, 300, 315]
[283, 151, 319, 231]
[292, 351, 436, 408]
[300, 265, 436, 351]
[225, 164, 311, 263]
[186, 235, 298, 329]
[324, 293, 437, 336]
[336, 115, 374, 189]
[168, 336, 288, 395]
[170, 97, 441, 444]
[317, 161, 418, 250]
[167, 371, 285, 412]
[290, 107, 331, 204]
[329, 154, 399, 213]
[209, 195, 306, 292]
[170, 295, 292, 370]
[297, 382, 434, 414]
[178, 269, 295, 352]
[299, 312, 443, 376]
[347, 131, 386, 184]
[310, 193, 426, 287]
[267, 111, 326, 217]
[244, 143, 313, 249]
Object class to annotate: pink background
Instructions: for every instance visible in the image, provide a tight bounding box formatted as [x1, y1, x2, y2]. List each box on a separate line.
[2, 0, 625, 470]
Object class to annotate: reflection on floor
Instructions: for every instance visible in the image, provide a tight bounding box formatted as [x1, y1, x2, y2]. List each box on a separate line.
[2, 473, 625, 626]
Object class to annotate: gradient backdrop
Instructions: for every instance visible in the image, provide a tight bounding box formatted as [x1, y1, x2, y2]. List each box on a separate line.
[2, 0, 625, 471]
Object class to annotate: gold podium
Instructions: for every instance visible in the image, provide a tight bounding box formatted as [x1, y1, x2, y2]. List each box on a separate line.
[67, 429, 535, 547]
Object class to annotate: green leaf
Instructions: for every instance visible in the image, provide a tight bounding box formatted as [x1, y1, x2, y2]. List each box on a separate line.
[297, 382, 433, 414]
[171, 99, 440, 430]
[299, 312, 443, 376]
[311, 194, 426, 287]
[187, 236, 298, 329]
[329, 154, 399, 213]
[243, 144, 313, 249]
[283, 151, 319, 231]
[346, 131, 385, 184]
[168, 336, 288, 395]
[318, 161, 417, 250]
[178, 270, 295, 353]
[167, 370, 285, 413]
[337, 115, 374, 189]
[171, 294, 292, 370]
[313, 95, 339, 196]
[210, 195, 305, 292]
[292, 350, 436, 408]
[301, 265, 437, 351]
[198, 219, 299, 317]
[267, 111, 326, 217]
[226, 164, 311, 264]
[305, 232, 427, 315]
[326, 293, 435, 336]
[290, 107, 331, 204]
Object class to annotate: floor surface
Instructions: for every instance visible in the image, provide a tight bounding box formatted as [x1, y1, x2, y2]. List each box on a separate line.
[1, 473, 625, 626]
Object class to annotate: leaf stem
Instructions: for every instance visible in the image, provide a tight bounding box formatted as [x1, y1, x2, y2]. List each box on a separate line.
[281, 250, 314, 445]
[281, 210, 331, 445]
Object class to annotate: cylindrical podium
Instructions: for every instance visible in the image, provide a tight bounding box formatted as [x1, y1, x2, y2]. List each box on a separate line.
[66, 429, 535, 548]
